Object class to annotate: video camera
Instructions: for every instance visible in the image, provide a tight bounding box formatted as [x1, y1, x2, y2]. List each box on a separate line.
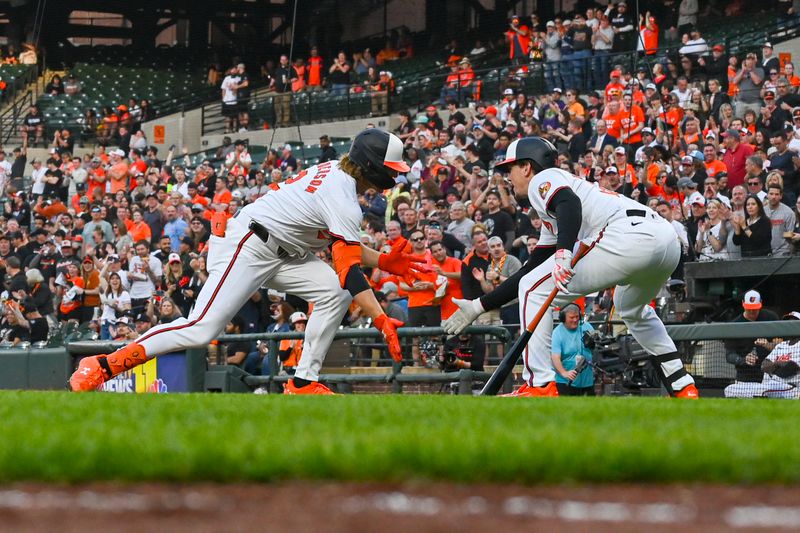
[588, 333, 663, 392]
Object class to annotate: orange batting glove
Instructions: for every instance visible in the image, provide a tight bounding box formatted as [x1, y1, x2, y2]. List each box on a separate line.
[373, 313, 404, 363]
[378, 237, 430, 276]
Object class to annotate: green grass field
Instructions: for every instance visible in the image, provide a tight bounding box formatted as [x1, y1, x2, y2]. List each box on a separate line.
[1, 391, 798, 485]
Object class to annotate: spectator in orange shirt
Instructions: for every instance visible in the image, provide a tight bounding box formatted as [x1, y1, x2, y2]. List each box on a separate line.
[602, 99, 626, 139]
[619, 93, 645, 148]
[604, 69, 626, 101]
[376, 40, 400, 65]
[639, 12, 658, 55]
[278, 311, 308, 375]
[212, 178, 232, 212]
[704, 144, 728, 179]
[429, 240, 462, 320]
[107, 149, 130, 194]
[128, 209, 152, 243]
[307, 46, 323, 91]
[399, 229, 438, 365]
[505, 15, 530, 66]
[613, 146, 638, 186]
[291, 58, 306, 93]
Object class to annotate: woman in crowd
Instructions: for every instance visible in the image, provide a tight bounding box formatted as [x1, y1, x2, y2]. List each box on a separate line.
[99, 272, 130, 340]
[732, 195, 772, 257]
[146, 296, 183, 325]
[695, 198, 729, 261]
[79, 256, 102, 323]
[164, 254, 191, 317]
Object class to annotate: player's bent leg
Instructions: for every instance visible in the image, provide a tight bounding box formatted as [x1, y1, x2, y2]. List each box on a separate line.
[516, 258, 570, 391]
[70, 219, 273, 391]
[613, 283, 696, 397]
[269, 254, 352, 392]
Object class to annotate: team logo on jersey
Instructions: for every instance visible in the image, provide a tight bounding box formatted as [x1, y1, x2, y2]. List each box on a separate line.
[538, 181, 551, 199]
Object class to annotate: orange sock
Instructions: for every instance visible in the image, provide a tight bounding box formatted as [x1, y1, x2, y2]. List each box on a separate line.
[103, 343, 148, 378]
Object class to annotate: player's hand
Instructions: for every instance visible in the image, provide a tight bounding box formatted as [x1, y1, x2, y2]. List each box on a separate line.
[442, 298, 484, 335]
[566, 370, 578, 381]
[373, 313, 404, 363]
[745, 353, 758, 366]
[552, 248, 575, 293]
[377, 237, 429, 276]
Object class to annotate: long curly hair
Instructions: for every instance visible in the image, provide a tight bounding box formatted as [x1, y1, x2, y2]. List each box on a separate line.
[339, 154, 378, 193]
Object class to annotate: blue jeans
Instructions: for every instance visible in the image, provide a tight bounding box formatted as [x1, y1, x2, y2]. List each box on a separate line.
[101, 321, 112, 340]
[544, 60, 561, 92]
[439, 86, 458, 106]
[331, 83, 349, 96]
[571, 49, 592, 91]
[592, 50, 610, 89]
[559, 53, 573, 91]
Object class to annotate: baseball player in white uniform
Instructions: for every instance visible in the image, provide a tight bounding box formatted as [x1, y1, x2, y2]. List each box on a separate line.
[444, 137, 698, 398]
[70, 129, 421, 394]
[724, 338, 800, 399]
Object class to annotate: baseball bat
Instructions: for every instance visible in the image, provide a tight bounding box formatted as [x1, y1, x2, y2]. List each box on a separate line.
[479, 242, 591, 396]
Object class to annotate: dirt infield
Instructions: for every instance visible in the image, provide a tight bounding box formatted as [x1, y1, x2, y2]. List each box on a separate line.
[2, 482, 800, 532]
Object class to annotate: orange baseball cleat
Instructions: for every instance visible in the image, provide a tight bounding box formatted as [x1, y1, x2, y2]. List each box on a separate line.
[675, 383, 699, 399]
[69, 343, 148, 392]
[501, 381, 559, 397]
[69, 356, 108, 392]
[283, 379, 335, 395]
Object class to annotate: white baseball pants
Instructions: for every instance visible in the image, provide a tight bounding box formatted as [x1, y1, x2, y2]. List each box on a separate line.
[724, 379, 799, 399]
[518, 214, 694, 392]
[137, 215, 351, 381]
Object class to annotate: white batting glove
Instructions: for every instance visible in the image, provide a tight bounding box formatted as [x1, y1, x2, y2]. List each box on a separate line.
[442, 298, 484, 335]
[552, 248, 574, 293]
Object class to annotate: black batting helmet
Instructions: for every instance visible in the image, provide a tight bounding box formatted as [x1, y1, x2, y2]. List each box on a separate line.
[348, 129, 409, 189]
[495, 136, 558, 173]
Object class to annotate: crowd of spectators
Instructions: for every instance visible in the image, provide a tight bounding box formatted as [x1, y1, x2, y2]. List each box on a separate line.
[1, 6, 799, 374]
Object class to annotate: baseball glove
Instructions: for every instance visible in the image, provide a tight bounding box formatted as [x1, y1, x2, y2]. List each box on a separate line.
[762, 359, 800, 379]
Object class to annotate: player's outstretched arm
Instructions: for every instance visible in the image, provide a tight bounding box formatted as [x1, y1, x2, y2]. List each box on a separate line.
[442, 244, 556, 335]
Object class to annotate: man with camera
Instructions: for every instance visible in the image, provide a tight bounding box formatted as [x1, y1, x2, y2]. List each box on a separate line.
[551, 303, 595, 396]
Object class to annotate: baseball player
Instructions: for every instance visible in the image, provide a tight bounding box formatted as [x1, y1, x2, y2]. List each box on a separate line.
[443, 136, 698, 398]
[724, 338, 800, 399]
[70, 129, 422, 394]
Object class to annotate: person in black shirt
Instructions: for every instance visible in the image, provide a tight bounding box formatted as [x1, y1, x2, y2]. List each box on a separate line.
[318, 135, 338, 163]
[223, 315, 251, 367]
[274, 54, 293, 126]
[21, 105, 45, 147]
[43, 160, 64, 200]
[731, 194, 772, 257]
[725, 290, 781, 383]
[19, 297, 48, 344]
[10, 145, 26, 181]
[2, 301, 30, 345]
[483, 190, 516, 250]
[424, 105, 444, 131]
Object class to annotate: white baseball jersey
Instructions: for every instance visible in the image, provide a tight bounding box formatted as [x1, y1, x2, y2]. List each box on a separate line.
[765, 340, 800, 386]
[528, 168, 652, 246]
[240, 160, 363, 255]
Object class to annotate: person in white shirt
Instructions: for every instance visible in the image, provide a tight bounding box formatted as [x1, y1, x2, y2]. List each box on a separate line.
[30, 158, 47, 198]
[670, 77, 693, 109]
[127, 240, 163, 314]
[221, 68, 242, 133]
[0, 150, 12, 197]
[678, 30, 708, 57]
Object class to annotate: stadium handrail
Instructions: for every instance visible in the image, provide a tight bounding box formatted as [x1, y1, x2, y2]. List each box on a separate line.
[724, 15, 800, 55]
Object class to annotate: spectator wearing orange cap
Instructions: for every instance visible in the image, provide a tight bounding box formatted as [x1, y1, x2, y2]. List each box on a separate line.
[604, 70, 625, 101]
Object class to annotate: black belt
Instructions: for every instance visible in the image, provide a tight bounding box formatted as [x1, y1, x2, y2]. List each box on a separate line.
[248, 220, 290, 258]
[626, 209, 646, 218]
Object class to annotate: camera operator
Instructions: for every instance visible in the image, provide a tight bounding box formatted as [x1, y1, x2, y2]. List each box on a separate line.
[551, 303, 595, 396]
[441, 333, 483, 371]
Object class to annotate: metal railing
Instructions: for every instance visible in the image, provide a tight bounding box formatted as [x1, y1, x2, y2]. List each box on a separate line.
[211, 325, 512, 393]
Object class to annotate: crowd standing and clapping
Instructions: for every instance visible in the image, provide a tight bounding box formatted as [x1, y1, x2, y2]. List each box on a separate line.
[2, 6, 800, 382]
